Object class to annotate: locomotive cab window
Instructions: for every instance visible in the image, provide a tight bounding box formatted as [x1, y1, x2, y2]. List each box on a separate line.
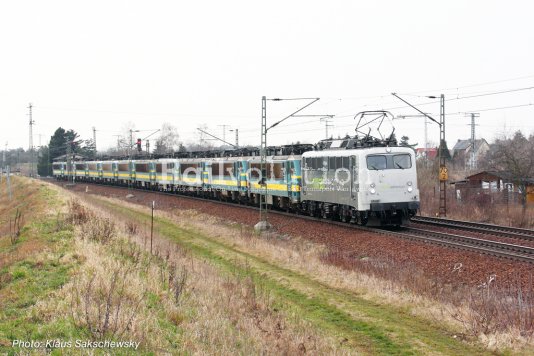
[367, 155, 387, 170]
[367, 154, 412, 170]
[393, 154, 411, 169]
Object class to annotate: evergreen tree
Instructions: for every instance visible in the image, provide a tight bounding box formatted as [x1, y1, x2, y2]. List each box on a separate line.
[438, 140, 452, 160]
[48, 127, 96, 164]
[49, 127, 67, 161]
[37, 146, 51, 176]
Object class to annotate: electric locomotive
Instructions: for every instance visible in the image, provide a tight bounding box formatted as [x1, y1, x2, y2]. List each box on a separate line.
[53, 137, 419, 226]
[301, 139, 419, 226]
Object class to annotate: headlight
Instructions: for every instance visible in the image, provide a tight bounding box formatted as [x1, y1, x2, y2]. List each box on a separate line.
[407, 181, 412, 186]
[407, 186, 413, 192]
[370, 183, 376, 188]
[370, 188, 376, 194]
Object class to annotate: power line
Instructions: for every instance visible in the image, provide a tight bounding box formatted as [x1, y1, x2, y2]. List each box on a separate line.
[334, 84, 534, 118]
[397, 74, 534, 96]
[28, 103, 35, 178]
[451, 86, 534, 100]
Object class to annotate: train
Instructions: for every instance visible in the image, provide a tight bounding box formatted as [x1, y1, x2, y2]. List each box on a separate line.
[52, 136, 420, 226]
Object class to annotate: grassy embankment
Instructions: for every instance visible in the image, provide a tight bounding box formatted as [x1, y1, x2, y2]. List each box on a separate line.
[1, 177, 531, 354]
[0, 177, 82, 352]
[0, 178, 345, 354]
[79, 191, 499, 355]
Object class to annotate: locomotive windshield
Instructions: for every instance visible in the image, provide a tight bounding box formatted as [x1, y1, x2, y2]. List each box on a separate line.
[367, 154, 412, 170]
[366, 155, 387, 170]
[393, 154, 411, 169]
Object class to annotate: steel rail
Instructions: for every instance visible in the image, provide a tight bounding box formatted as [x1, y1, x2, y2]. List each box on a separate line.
[411, 216, 534, 241]
[403, 227, 534, 264]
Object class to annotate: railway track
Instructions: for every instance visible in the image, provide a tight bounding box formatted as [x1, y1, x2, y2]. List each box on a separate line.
[400, 226, 534, 264]
[410, 216, 534, 241]
[50, 179, 534, 264]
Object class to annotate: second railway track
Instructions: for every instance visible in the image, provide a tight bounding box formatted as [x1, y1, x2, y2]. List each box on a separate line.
[410, 216, 534, 241]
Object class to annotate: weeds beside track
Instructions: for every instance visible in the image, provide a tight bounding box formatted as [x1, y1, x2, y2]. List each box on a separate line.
[81, 193, 488, 355]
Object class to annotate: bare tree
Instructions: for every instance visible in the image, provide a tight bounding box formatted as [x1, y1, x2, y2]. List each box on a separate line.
[154, 123, 180, 154]
[487, 131, 534, 221]
[115, 121, 137, 155]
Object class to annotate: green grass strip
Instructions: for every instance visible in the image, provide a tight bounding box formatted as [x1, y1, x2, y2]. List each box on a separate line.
[95, 197, 488, 356]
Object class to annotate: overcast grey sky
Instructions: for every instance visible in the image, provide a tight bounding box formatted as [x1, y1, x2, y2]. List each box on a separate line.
[1, 0, 533, 152]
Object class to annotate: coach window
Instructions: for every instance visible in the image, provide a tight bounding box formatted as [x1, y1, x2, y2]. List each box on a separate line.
[366, 155, 387, 170]
[328, 157, 336, 170]
[393, 154, 412, 169]
[167, 163, 175, 170]
[335, 157, 342, 169]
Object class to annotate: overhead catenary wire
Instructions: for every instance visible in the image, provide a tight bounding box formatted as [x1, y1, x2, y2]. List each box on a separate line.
[22, 75, 534, 150]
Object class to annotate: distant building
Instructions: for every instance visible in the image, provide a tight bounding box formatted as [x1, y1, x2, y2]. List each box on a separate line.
[452, 138, 490, 169]
[452, 170, 534, 204]
[415, 147, 438, 160]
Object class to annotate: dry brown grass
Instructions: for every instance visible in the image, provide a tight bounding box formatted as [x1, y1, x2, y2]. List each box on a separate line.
[148, 203, 534, 353]
[0, 178, 56, 270]
[46, 187, 532, 353]
[35, 194, 344, 354]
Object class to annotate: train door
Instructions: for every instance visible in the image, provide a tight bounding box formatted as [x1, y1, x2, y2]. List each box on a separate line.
[113, 163, 118, 180]
[150, 162, 156, 183]
[351, 155, 358, 200]
[206, 162, 212, 185]
[286, 161, 292, 193]
[238, 160, 248, 193]
[168, 162, 176, 185]
[288, 160, 301, 202]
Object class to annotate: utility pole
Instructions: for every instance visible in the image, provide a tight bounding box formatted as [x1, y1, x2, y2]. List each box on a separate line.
[129, 129, 133, 189]
[127, 129, 140, 189]
[229, 129, 239, 148]
[1, 142, 5, 184]
[28, 103, 35, 178]
[438, 94, 447, 217]
[6, 165, 12, 200]
[392, 93, 447, 217]
[256, 96, 321, 231]
[150, 201, 154, 254]
[320, 116, 334, 140]
[197, 124, 208, 147]
[146, 140, 150, 155]
[66, 139, 73, 185]
[218, 124, 230, 146]
[93, 127, 97, 155]
[2, 142, 6, 172]
[465, 113, 480, 170]
[259, 96, 268, 230]
[129, 129, 133, 158]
